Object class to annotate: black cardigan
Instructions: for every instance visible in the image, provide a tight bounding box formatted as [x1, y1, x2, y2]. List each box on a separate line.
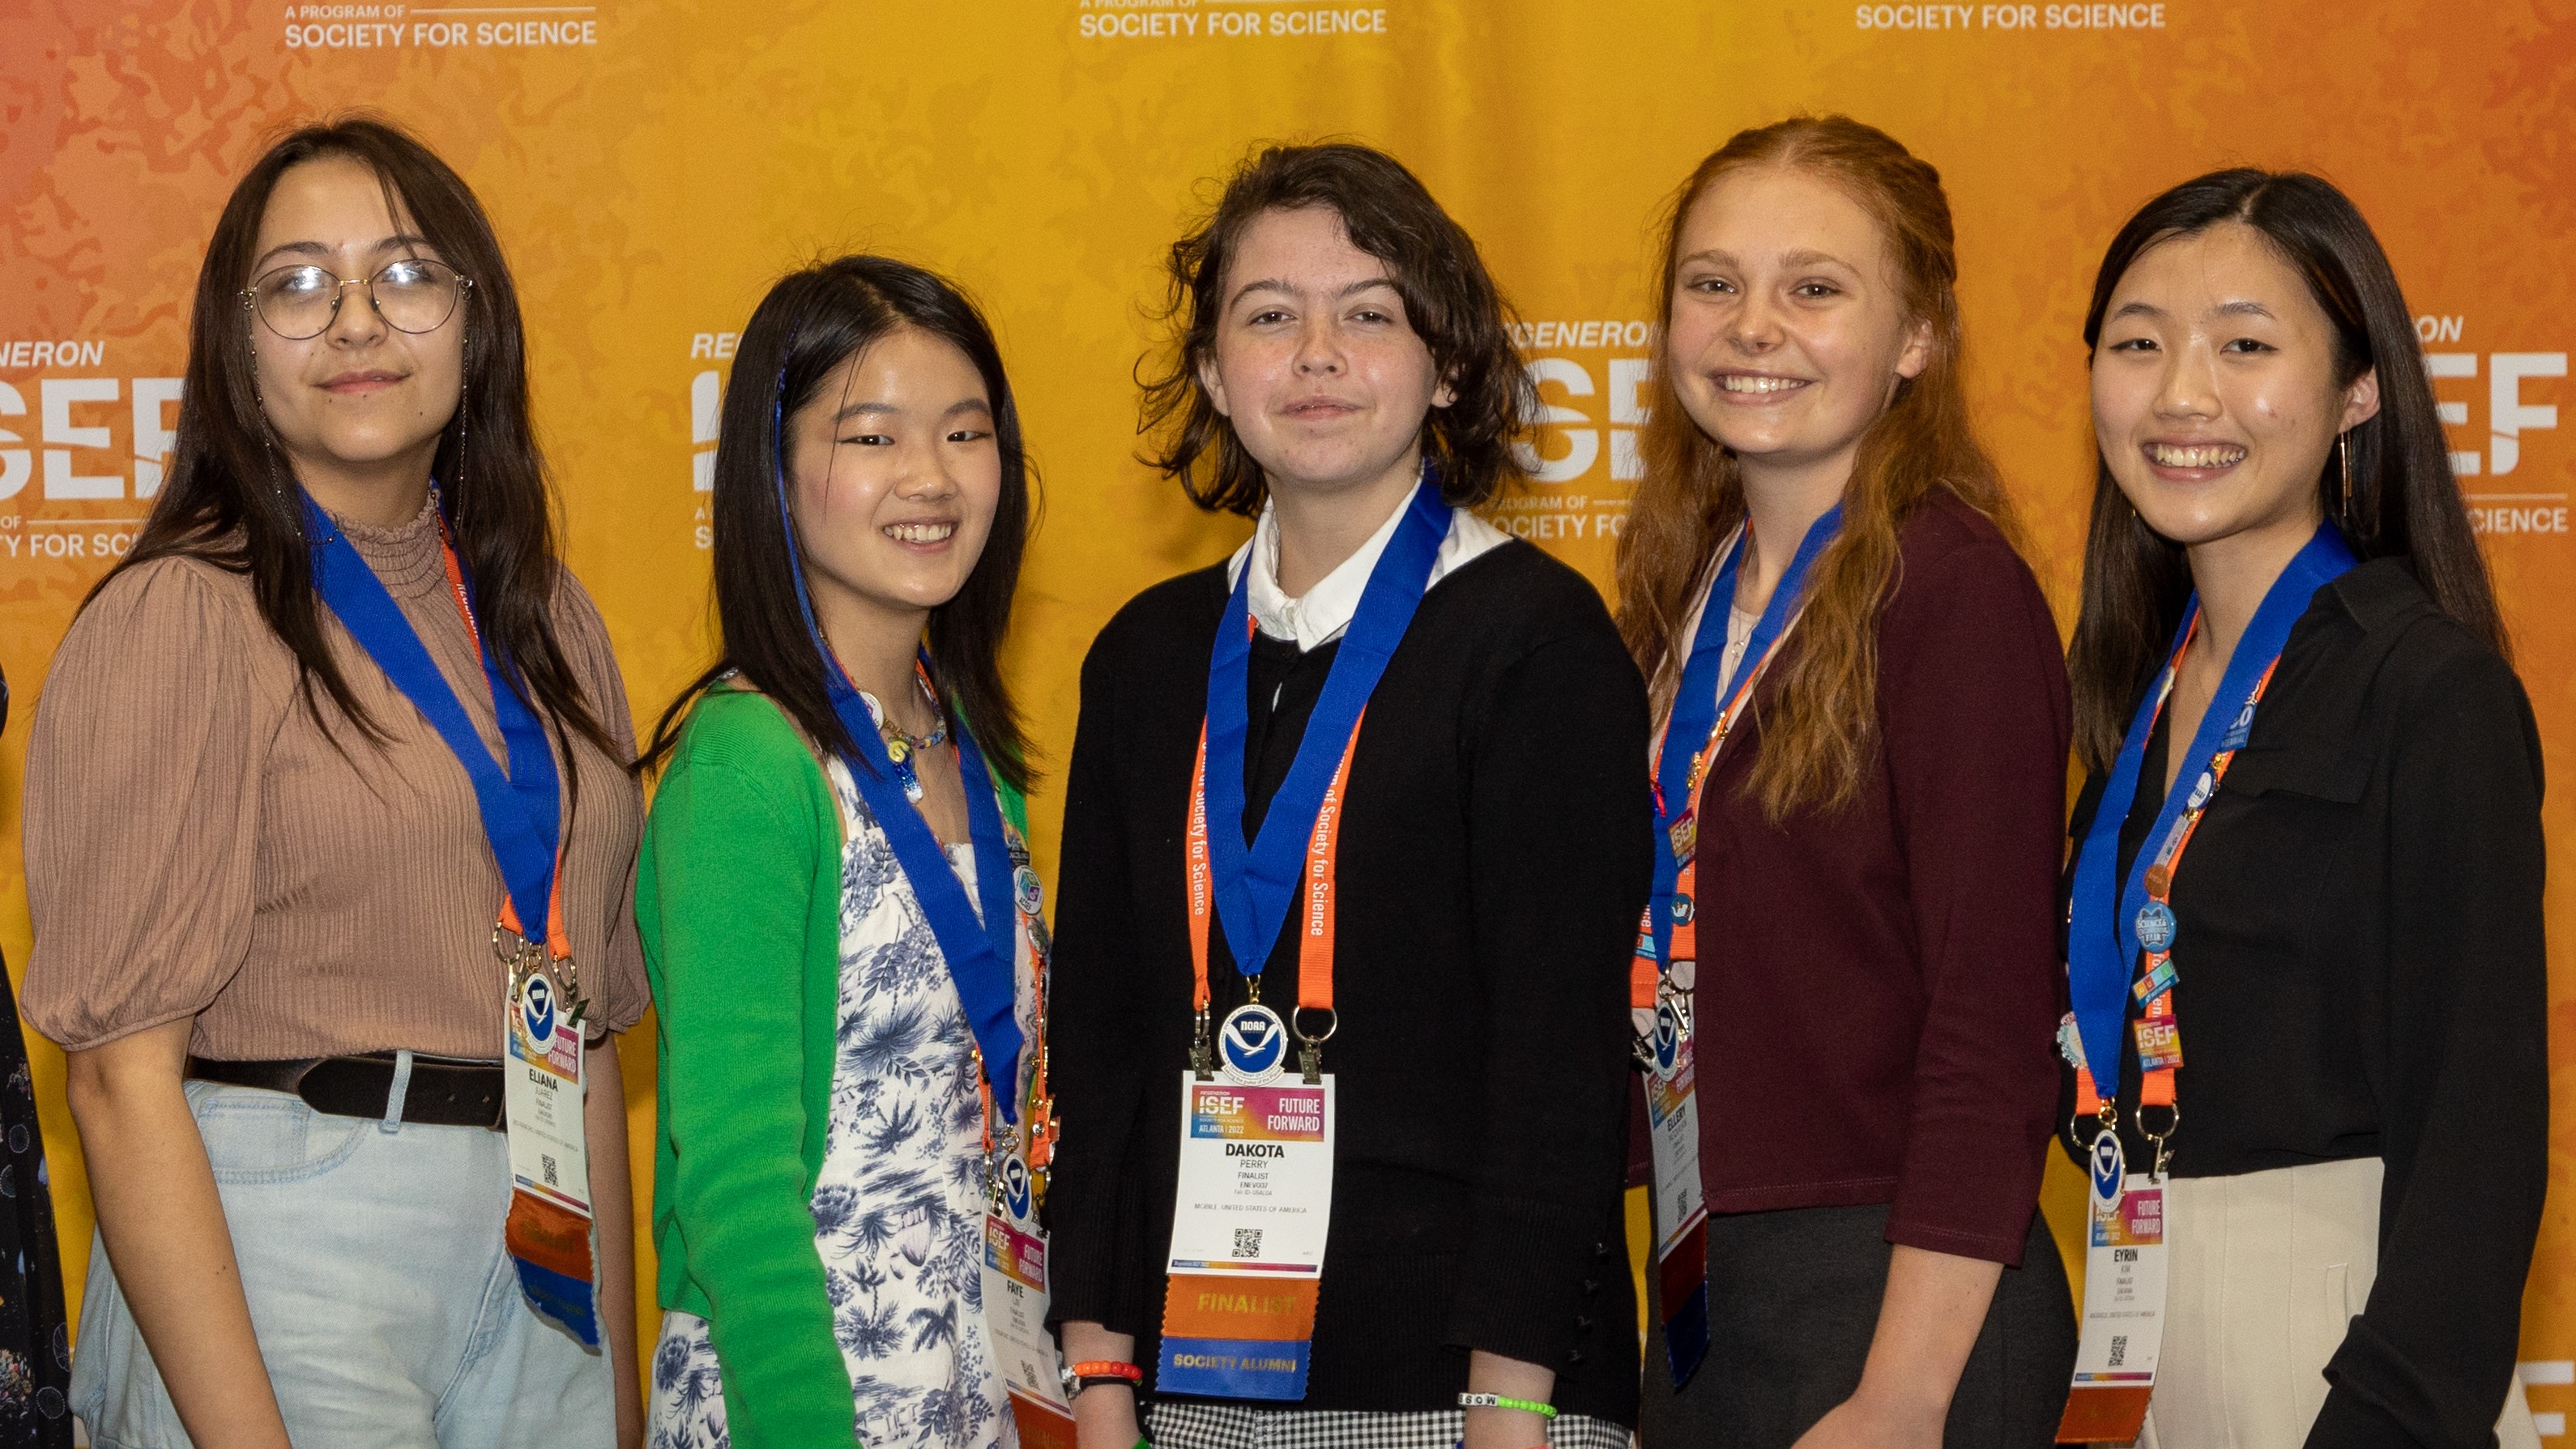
[1043, 539, 1652, 1422]
[2061, 558, 2547, 1449]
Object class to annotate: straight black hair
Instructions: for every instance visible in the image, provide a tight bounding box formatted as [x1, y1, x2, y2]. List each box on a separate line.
[640, 256, 1035, 791]
[93, 113, 614, 764]
[2067, 168, 2507, 773]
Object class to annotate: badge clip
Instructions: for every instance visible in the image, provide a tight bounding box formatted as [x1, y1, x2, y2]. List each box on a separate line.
[1293, 1007, 1335, 1086]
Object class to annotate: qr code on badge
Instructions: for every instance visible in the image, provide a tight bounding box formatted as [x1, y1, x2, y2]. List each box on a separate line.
[1232, 1228, 1262, 1259]
[542, 1154, 560, 1189]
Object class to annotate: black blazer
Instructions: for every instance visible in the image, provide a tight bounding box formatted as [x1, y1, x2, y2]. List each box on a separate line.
[1043, 539, 1652, 1421]
[2062, 557, 2546, 1449]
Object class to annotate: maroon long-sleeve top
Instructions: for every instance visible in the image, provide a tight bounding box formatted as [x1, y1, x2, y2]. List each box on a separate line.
[1677, 490, 2069, 1264]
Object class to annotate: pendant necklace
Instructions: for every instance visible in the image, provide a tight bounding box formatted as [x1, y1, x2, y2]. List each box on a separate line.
[882, 675, 949, 803]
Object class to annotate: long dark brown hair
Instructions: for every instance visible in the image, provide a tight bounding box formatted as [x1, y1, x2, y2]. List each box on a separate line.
[638, 256, 1036, 791]
[1140, 141, 1529, 514]
[2066, 169, 2506, 773]
[1614, 115, 2020, 820]
[91, 113, 612, 761]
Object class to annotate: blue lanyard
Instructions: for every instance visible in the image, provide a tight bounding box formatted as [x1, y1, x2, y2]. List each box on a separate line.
[1201, 475, 1449, 982]
[302, 492, 561, 944]
[2066, 522, 2356, 1103]
[819, 658, 1026, 1124]
[1645, 505, 1842, 968]
[765, 424, 1024, 1123]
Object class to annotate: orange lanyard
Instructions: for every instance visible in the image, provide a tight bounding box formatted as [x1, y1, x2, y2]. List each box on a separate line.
[437, 528, 578, 996]
[828, 654, 1056, 1182]
[1185, 705, 1353, 1063]
[1627, 616, 1798, 1011]
[972, 852, 1057, 1178]
[2069, 620, 2280, 1126]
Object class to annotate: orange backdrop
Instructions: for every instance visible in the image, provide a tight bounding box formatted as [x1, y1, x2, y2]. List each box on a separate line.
[3, 0, 2571, 1421]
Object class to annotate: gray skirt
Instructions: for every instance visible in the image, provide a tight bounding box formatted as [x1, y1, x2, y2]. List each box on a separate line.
[1640, 1203, 2075, 1449]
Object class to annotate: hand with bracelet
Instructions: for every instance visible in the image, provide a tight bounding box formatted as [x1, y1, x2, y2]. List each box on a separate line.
[1460, 1351, 1557, 1449]
[1061, 1321, 1149, 1449]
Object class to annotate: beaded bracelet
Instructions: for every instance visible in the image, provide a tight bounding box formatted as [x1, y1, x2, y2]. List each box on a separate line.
[1061, 1357, 1145, 1402]
[1457, 1392, 1559, 1418]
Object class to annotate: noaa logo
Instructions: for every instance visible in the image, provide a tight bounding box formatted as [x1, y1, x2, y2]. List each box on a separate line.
[1651, 1000, 1687, 1076]
[1000, 1154, 1033, 1221]
[521, 973, 556, 1046]
[1218, 1004, 1289, 1083]
[2088, 1128, 2126, 1208]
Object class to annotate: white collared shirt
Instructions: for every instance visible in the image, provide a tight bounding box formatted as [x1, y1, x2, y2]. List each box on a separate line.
[1225, 485, 1511, 652]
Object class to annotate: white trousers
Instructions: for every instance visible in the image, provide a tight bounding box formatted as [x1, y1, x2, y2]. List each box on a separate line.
[2133, 1157, 2539, 1449]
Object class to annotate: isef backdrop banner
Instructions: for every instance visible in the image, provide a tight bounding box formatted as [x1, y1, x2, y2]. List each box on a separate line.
[4, 0, 2573, 1409]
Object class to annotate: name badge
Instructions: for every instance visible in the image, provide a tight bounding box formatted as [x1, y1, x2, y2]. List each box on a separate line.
[1159, 1005, 1335, 1400]
[503, 965, 598, 1343]
[1644, 997, 1710, 1383]
[2056, 1128, 2168, 1442]
[983, 1153, 1076, 1447]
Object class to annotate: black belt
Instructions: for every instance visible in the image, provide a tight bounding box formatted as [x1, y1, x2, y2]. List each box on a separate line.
[187, 1051, 507, 1130]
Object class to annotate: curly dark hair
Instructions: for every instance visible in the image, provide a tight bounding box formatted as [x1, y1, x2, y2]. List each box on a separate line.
[1139, 141, 1529, 514]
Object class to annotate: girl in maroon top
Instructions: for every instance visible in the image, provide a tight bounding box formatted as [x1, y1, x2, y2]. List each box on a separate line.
[1617, 117, 2075, 1447]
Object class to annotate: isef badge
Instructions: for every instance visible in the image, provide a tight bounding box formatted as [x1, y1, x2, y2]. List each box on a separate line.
[1217, 1003, 1290, 1085]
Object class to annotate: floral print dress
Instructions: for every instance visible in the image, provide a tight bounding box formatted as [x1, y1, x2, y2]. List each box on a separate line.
[649, 751, 1041, 1449]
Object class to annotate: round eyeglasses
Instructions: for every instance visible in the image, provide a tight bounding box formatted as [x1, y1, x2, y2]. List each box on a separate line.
[241, 258, 472, 340]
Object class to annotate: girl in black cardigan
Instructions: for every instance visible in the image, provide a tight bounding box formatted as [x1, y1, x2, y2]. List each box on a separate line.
[1045, 143, 1651, 1449]
[2062, 169, 2545, 1449]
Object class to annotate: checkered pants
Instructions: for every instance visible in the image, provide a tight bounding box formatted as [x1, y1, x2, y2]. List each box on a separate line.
[1148, 1401, 1634, 1449]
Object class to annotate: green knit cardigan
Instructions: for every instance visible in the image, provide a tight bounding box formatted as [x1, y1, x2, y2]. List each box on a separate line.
[637, 684, 1030, 1446]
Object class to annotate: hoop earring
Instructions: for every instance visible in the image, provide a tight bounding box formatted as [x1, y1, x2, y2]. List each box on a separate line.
[2337, 429, 2353, 523]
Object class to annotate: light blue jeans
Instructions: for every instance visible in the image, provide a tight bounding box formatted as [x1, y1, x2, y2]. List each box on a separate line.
[73, 1074, 612, 1448]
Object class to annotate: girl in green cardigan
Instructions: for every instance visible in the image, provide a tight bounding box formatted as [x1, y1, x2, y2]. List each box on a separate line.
[635, 257, 1060, 1449]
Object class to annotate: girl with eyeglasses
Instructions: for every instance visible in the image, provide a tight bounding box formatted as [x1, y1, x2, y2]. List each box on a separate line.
[22, 117, 647, 1446]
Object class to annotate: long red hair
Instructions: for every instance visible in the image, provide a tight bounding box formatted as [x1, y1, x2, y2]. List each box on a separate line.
[1615, 114, 2021, 818]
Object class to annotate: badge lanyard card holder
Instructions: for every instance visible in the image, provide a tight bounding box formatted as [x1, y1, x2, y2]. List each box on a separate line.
[760, 418, 1075, 1440]
[1627, 506, 1841, 1389]
[2054, 526, 2355, 1442]
[982, 803, 1073, 1447]
[302, 491, 601, 1345]
[1157, 479, 1448, 1402]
